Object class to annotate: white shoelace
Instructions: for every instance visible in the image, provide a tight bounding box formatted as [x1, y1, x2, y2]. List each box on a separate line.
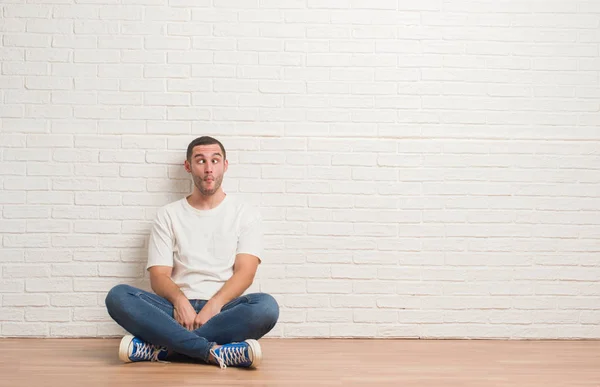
[132, 342, 168, 362]
[210, 346, 247, 369]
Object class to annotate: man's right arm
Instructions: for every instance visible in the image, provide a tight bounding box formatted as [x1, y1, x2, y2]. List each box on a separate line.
[147, 209, 199, 330]
[149, 266, 199, 330]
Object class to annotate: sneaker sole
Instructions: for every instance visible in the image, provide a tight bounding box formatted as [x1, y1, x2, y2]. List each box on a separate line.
[245, 339, 262, 368]
[118, 334, 135, 363]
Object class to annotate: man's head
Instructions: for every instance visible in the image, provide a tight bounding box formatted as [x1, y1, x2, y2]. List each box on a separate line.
[184, 136, 228, 197]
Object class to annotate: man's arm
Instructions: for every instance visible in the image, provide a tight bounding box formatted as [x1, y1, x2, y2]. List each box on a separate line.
[212, 253, 260, 305]
[194, 253, 260, 326]
[149, 266, 198, 330]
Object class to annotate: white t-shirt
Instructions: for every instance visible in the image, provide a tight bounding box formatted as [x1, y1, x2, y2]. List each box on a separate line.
[146, 194, 263, 300]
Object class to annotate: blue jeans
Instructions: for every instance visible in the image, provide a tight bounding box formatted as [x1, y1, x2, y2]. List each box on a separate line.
[105, 284, 279, 363]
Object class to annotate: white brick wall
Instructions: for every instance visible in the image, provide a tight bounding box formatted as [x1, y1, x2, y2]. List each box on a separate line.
[1, 0, 600, 339]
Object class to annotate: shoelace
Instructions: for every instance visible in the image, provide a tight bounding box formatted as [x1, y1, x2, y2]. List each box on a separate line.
[210, 345, 248, 369]
[132, 342, 168, 362]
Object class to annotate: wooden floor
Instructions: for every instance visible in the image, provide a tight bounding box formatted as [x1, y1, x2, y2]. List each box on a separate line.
[1, 338, 599, 386]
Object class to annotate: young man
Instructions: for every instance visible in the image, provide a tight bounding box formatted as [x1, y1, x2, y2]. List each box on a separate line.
[105, 136, 279, 369]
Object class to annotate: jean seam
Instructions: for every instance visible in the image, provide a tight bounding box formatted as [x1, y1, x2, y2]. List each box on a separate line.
[205, 341, 216, 362]
[134, 291, 173, 310]
[133, 293, 182, 329]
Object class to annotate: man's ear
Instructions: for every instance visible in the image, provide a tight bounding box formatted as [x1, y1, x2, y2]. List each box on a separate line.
[224, 159, 229, 172]
[184, 159, 191, 173]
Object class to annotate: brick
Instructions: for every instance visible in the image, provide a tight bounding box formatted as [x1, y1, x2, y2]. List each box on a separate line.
[74, 278, 144, 292]
[26, 278, 72, 292]
[73, 308, 112, 322]
[27, 191, 74, 204]
[52, 235, 97, 248]
[97, 235, 145, 248]
[353, 309, 397, 323]
[74, 107, 120, 119]
[100, 87, 144, 103]
[4, 176, 49, 189]
[51, 294, 97, 307]
[75, 164, 119, 177]
[98, 263, 144, 277]
[122, 107, 166, 120]
[52, 178, 99, 191]
[4, 235, 49, 248]
[261, 279, 305, 294]
[74, 250, 119, 262]
[307, 280, 352, 294]
[4, 294, 49, 307]
[307, 310, 352, 323]
[0, 280, 25, 293]
[4, 5, 52, 18]
[3, 34, 50, 48]
[99, 6, 142, 20]
[121, 221, 153, 235]
[26, 250, 72, 263]
[51, 264, 98, 277]
[5, 90, 50, 104]
[51, 323, 96, 337]
[75, 192, 121, 206]
[0, 192, 26, 205]
[52, 121, 98, 134]
[99, 207, 145, 220]
[52, 206, 98, 219]
[26, 308, 70, 322]
[97, 324, 127, 337]
[2, 323, 48, 337]
[167, 23, 211, 36]
[26, 220, 70, 233]
[1, 250, 25, 263]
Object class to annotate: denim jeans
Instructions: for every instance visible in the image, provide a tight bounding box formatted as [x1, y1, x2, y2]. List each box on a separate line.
[105, 284, 279, 363]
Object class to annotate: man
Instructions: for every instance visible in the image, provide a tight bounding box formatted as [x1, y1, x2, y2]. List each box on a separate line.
[105, 136, 279, 369]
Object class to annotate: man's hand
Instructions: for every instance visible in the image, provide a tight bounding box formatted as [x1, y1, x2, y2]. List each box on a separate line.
[173, 298, 197, 331]
[194, 299, 223, 328]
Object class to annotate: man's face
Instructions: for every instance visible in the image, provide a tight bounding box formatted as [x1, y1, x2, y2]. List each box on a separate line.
[185, 144, 228, 197]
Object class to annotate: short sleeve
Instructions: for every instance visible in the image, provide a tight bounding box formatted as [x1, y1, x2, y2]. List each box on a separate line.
[237, 206, 264, 263]
[146, 208, 174, 270]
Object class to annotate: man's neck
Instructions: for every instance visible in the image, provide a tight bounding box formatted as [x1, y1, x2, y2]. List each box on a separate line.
[186, 190, 226, 211]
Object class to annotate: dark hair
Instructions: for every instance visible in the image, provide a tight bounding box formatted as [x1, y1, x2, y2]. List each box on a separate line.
[186, 136, 226, 162]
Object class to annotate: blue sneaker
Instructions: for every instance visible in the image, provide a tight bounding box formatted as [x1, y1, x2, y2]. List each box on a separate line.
[210, 339, 262, 369]
[119, 335, 169, 363]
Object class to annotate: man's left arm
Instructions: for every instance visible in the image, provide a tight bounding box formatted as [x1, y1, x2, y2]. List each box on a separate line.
[194, 253, 260, 327]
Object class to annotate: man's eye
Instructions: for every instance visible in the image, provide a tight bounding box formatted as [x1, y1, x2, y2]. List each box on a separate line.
[212, 159, 218, 164]
[198, 160, 204, 164]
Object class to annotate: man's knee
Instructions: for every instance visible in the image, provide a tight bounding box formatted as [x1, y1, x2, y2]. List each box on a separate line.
[105, 284, 134, 313]
[256, 293, 279, 328]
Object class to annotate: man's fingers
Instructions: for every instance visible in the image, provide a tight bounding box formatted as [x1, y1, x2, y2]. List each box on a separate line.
[176, 315, 193, 330]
